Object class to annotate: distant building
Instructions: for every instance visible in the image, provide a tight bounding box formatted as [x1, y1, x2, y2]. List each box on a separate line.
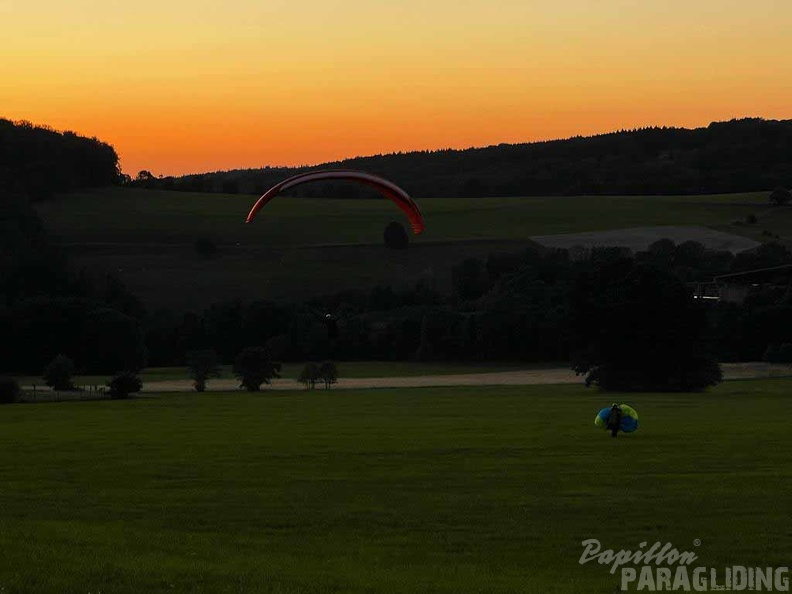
[692, 264, 792, 304]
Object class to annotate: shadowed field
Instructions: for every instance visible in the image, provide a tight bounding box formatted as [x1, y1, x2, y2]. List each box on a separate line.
[35, 188, 781, 309]
[0, 379, 789, 593]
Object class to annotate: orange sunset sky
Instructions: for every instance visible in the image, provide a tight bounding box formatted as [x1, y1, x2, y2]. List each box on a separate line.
[3, 0, 791, 176]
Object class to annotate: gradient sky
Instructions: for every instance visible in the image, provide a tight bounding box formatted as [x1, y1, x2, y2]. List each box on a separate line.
[3, 0, 791, 176]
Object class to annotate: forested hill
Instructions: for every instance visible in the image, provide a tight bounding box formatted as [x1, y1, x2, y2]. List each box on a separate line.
[0, 118, 120, 200]
[146, 118, 792, 197]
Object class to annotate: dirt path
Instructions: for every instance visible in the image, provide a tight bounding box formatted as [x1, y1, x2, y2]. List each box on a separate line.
[143, 368, 581, 392]
[530, 226, 760, 254]
[141, 363, 792, 393]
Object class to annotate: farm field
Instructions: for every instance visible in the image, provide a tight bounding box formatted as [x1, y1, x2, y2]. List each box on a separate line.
[34, 188, 782, 309]
[0, 379, 789, 593]
[36, 188, 775, 246]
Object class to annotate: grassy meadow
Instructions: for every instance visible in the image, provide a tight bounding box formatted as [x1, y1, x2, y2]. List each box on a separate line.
[34, 188, 783, 309]
[0, 379, 790, 593]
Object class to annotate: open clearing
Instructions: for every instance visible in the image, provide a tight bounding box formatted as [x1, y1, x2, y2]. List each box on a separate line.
[0, 379, 789, 593]
[531, 225, 760, 253]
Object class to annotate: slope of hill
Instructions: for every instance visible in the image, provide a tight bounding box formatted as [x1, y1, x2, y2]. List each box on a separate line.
[36, 187, 779, 310]
[142, 118, 792, 198]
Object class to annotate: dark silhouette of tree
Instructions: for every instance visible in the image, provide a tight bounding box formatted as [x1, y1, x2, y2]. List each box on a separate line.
[43, 354, 76, 391]
[452, 258, 492, 300]
[107, 372, 142, 399]
[319, 361, 338, 389]
[0, 377, 21, 404]
[135, 171, 157, 187]
[185, 349, 222, 392]
[78, 308, 147, 374]
[0, 119, 120, 201]
[0, 191, 72, 302]
[298, 362, 320, 389]
[569, 261, 722, 391]
[233, 346, 281, 391]
[769, 187, 791, 206]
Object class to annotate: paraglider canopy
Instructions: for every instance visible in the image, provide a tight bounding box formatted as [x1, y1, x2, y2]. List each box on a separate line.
[245, 169, 425, 234]
[595, 404, 639, 436]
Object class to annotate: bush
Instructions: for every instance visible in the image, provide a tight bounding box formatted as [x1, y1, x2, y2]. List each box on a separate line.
[43, 354, 76, 391]
[0, 377, 21, 404]
[107, 372, 142, 399]
[233, 346, 281, 392]
[319, 361, 338, 389]
[769, 187, 791, 206]
[185, 349, 222, 392]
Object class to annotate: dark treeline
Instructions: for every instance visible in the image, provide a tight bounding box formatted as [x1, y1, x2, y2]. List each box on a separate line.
[1, 185, 146, 375]
[3, 183, 791, 377]
[0, 118, 121, 201]
[141, 240, 792, 373]
[137, 118, 792, 197]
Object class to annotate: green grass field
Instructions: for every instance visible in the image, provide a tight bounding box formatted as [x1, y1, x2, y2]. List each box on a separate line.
[38, 188, 774, 246]
[35, 188, 784, 309]
[1, 379, 789, 593]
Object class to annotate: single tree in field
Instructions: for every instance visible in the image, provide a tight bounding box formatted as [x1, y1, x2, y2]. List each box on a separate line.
[298, 362, 320, 390]
[319, 361, 338, 390]
[107, 372, 143, 399]
[233, 346, 281, 392]
[769, 187, 791, 206]
[185, 349, 222, 392]
[43, 354, 76, 391]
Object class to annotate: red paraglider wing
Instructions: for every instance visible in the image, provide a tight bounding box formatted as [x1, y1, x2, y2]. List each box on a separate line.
[245, 169, 424, 234]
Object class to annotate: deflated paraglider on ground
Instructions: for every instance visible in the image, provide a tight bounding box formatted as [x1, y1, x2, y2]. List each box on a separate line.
[595, 404, 639, 438]
[245, 169, 425, 234]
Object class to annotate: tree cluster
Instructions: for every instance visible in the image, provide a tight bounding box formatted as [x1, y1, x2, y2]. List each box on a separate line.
[0, 119, 121, 201]
[1, 192, 146, 375]
[298, 361, 338, 389]
[132, 240, 792, 392]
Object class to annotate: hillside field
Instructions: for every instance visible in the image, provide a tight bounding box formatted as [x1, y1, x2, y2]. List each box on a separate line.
[36, 188, 784, 309]
[0, 379, 789, 593]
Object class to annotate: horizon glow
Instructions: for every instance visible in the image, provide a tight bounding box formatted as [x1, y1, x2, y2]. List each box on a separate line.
[3, 0, 791, 176]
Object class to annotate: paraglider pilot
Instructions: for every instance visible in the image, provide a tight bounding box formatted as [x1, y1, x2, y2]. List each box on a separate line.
[605, 403, 622, 438]
[324, 313, 339, 341]
[595, 403, 639, 438]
